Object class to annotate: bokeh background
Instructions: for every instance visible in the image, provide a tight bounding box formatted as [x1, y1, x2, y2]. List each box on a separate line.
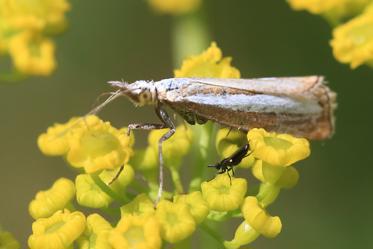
[1, 0, 373, 248]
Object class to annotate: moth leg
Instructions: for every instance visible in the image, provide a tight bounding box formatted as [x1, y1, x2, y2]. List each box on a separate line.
[126, 123, 167, 136]
[108, 165, 124, 185]
[225, 127, 233, 137]
[154, 105, 176, 206]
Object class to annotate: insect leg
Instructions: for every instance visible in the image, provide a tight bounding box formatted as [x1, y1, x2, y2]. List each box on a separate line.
[154, 105, 176, 205]
[225, 127, 233, 137]
[126, 123, 167, 136]
[108, 165, 125, 185]
[227, 169, 232, 185]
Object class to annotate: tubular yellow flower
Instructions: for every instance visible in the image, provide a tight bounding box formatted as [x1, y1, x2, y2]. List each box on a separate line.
[28, 210, 86, 249]
[75, 174, 112, 209]
[241, 197, 282, 238]
[147, 125, 193, 168]
[248, 128, 310, 167]
[109, 215, 161, 249]
[0, 0, 70, 31]
[8, 31, 55, 76]
[0, 230, 20, 249]
[216, 128, 255, 169]
[224, 221, 260, 249]
[29, 178, 75, 219]
[174, 42, 241, 78]
[66, 116, 134, 173]
[173, 191, 209, 224]
[148, 0, 201, 15]
[331, 9, 373, 68]
[120, 194, 155, 217]
[130, 147, 158, 171]
[252, 160, 299, 188]
[78, 214, 112, 249]
[37, 117, 79, 156]
[201, 174, 247, 212]
[155, 200, 196, 243]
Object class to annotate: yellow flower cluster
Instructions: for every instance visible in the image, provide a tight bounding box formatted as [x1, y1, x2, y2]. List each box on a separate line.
[0, 0, 70, 76]
[174, 42, 241, 78]
[38, 115, 134, 174]
[211, 128, 310, 248]
[288, 0, 371, 21]
[29, 42, 314, 249]
[148, 0, 201, 15]
[288, 0, 373, 68]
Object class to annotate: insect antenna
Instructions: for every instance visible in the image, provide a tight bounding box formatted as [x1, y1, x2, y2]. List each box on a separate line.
[87, 89, 123, 116]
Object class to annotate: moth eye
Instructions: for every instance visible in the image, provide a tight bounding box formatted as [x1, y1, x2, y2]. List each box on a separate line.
[139, 90, 152, 104]
[229, 159, 233, 163]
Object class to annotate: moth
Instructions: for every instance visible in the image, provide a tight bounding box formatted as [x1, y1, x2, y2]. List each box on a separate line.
[92, 76, 336, 203]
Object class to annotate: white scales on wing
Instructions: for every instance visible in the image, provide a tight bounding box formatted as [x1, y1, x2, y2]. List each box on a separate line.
[154, 78, 323, 115]
[182, 93, 322, 114]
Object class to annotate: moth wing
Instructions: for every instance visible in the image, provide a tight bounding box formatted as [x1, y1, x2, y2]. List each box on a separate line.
[184, 76, 323, 98]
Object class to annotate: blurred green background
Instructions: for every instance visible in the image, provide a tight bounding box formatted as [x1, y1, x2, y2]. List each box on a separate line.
[1, 0, 373, 248]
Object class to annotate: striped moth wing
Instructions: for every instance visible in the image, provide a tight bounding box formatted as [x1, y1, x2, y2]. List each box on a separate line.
[157, 76, 336, 140]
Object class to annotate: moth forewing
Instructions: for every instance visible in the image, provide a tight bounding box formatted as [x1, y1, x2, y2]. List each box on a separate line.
[152, 76, 336, 140]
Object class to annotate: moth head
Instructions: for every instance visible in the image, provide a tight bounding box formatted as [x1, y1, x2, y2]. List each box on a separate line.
[125, 80, 156, 106]
[107, 80, 156, 106]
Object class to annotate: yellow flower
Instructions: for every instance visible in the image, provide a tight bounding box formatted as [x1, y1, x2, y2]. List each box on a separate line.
[224, 221, 259, 249]
[75, 174, 112, 209]
[148, 0, 201, 15]
[120, 194, 155, 217]
[109, 215, 161, 249]
[155, 200, 196, 243]
[130, 147, 158, 171]
[331, 9, 373, 68]
[252, 160, 299, 188]
[174, 42, 241, 78]
[173, 191, 209, 224]
[29, 178, 75, 219]
[201, 174, 247, 212]
[287, 0, 371, 21]
[215, 128, 255, 169]
[0, 0, 70, 31]
[0, 230, 20, 249]
[37, 117, 79, 156]
[66, 116, 134, 173]
[28, 210, 86, 249]
[146, 125, 193, 169]
[78, 214, 112, 249]
[241, 197, 282, 238]
[8, 31, 56, 75]
[248, 128, 310, 167]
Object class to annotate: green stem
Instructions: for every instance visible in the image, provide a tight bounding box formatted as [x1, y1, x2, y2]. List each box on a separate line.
[91, 173, 129, 205]
[199, 222, 225, 248]
[172, 9, 210, 67]
[256, 182, 280, 208]
[170, 167, 184, 194]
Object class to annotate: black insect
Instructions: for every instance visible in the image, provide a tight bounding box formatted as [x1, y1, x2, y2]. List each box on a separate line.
[208, 143, 251, 183]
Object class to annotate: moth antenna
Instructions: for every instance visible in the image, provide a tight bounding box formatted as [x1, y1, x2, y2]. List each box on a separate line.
[91, 91, 116, 110]
[87, 89, 122, 116]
